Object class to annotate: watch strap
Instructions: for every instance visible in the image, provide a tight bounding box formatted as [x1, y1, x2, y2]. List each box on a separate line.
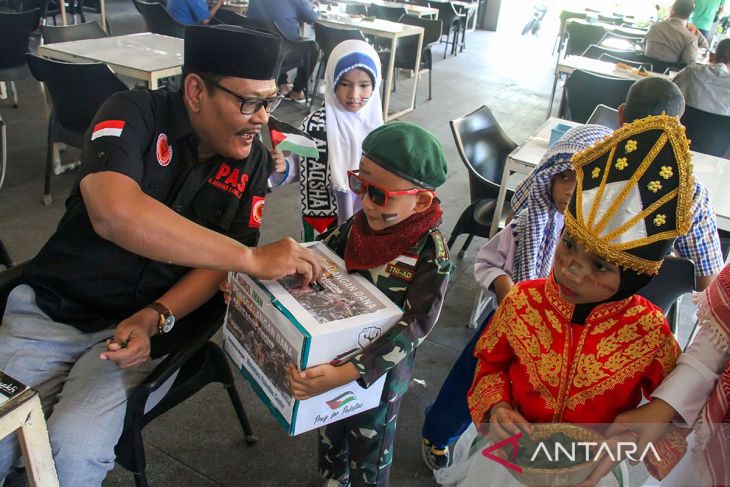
[146, 302, 172, 334]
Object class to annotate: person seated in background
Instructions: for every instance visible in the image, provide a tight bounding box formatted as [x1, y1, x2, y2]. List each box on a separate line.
[673, 38, 730, 116]
[247, 0, 320, 103]
[419, 124, 612, 471]
[645, 0, 709, 65]
[166, 0, 224, 25]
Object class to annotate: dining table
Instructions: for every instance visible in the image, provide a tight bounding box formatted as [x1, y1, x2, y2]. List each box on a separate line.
[37, 33, 184, 90]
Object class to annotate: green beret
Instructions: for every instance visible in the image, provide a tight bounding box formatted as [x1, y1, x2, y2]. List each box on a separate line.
[362, 121, 447, 190]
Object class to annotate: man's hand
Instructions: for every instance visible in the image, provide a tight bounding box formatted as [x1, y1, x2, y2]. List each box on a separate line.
[100, 308, 158, 368]
[487, 402, 533, 442]
[288, 362, 360, 400]
[246, 237, 322, 286]
[270, 149, 287, 174]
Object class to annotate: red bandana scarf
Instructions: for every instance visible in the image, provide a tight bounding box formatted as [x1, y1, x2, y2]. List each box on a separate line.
[344, 201, 443, 272]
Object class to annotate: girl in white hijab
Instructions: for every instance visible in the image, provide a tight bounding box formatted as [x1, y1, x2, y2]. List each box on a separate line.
[273, 39, 383, 241]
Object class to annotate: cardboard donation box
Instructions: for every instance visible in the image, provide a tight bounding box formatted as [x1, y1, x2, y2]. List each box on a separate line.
[0, 371, 28, 406]
[223, 242, 403, 436]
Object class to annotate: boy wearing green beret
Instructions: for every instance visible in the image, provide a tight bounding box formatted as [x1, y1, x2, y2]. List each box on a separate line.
[288, 122, 453, 487]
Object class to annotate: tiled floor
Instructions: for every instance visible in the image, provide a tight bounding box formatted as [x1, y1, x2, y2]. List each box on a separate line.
[0, 3, 699, 486]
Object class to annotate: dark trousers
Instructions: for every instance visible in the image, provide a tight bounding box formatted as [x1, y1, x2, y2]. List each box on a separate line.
[420, 310, 494, 449]
[278, 39, 318, 92]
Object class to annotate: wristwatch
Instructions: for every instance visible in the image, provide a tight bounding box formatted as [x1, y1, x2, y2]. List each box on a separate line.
[146, 302, 175, 334]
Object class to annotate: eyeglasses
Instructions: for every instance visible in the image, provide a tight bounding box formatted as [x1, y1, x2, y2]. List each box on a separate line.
[205, 78, 283, 115]
[347, 170, 433, 206]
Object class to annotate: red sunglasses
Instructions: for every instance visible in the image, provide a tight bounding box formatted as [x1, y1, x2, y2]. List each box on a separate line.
[347, 170, 433, 206]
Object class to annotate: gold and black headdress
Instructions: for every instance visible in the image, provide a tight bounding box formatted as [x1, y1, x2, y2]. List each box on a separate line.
[564, 115, 694, 275]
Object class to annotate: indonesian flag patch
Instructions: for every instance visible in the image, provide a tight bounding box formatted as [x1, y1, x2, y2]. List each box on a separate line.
[91, 120, 125, 141]
[249, 196, 265, 228]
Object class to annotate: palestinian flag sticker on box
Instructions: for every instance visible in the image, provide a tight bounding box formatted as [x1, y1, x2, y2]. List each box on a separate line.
[268, 116, 320, 160]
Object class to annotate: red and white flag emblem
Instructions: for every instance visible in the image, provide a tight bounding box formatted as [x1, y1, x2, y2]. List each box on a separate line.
[91, 120, 125, 141]
[156, 133, 172, 166]
[249, 196, 265, 228]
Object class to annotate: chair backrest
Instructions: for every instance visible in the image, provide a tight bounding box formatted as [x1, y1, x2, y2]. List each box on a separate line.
[680, 105, 730, 157]
[394, 14, 442, 68]
[598, 53, 653, 71]
[565, 21, 606, 56]
[636, 54, 685, 74]
[41, 21, 108, 44]
[27, 54, 128, 137]
[133, 0, 186, 38]
[636, 256, 695, 315]
[434, 2, 462, 34]
[582, 43, 636, 60]
[587, 103, 620, 130]
[369, 3, 407, 22]
[313, 21, 366, 63]
[345, 4, 367, 16]
[563, 69, 633, 124]
[0, 9, 40, 72]
[450, 105, 517, 203]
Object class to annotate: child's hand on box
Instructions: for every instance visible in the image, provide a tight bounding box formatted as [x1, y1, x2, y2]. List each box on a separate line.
[219, 280, 231, 304]
[288, 363, 360, 400]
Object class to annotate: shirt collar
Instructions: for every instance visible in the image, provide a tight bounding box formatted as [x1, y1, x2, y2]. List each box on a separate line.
[166, 91, 195, 142]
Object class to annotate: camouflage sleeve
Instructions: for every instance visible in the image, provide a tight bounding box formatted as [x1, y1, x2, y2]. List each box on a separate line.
[349, 237, 452, 387]
[318, 219, 351, 256]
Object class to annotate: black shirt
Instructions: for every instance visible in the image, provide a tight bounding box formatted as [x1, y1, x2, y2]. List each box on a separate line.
[24, 88, 272, 354]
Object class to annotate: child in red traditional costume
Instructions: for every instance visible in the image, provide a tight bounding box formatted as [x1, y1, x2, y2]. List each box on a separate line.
[442, 115, 695, 486]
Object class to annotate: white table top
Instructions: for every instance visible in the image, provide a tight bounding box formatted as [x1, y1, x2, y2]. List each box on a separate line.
[318, 14, 424, 37]
[38, 33, 184, 74]
[558, 55, 671, 81]
[510, 117, 730, 231]
[339, 0, 438, 17]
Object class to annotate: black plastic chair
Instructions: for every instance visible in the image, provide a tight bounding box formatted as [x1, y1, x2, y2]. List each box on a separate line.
[598, 53, 653, 71]
[115, 295, 258, 487]
[448, 105, 517, 258]
[554, 10, 587, 55]
[680, 105, 730, 158]
[564, 20, 606, 56]
[133, 0, 185, 38]
[636, 256, 695, 335]
[41, 20, 108, 43]
[434, 1, 464, 58]
[561, 69, 633, 124]
[27, 54, 128, 205]
[0, 264, 257, 487]
[0, 109, 8, 269]
[386, 14, 442, 106]
[369, 3, 406, 22]
[587, 103, 619, 130]
[309, 21, 366, 109]
[582, 43, 636, 61]
[0, 9, 40, 108]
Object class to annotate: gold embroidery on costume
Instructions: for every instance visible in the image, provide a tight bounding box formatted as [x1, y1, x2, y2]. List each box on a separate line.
[573, 354, 609, 388]
[538, 349, 562, 387]
[529, 288, 543, 304]
[590, 318, 618, 335]
[468, 374, 505, 423]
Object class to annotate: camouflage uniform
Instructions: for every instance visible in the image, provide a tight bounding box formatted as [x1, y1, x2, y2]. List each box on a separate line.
[318, 218, 453, 486]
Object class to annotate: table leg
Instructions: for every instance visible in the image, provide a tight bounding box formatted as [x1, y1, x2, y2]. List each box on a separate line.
[546, 68, 560, 119]
[16, 396, 59, 487]
[60, 0, 68, 26]
[489, 161, 513, 238]
[408, 31, 424, 111]
[382, 35, 397, 122]
[149, 76, 158, 90]
[100, 0, 107, 32]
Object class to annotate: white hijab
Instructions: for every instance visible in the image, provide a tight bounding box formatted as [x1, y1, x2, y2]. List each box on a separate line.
[324, 39, 383, 192]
